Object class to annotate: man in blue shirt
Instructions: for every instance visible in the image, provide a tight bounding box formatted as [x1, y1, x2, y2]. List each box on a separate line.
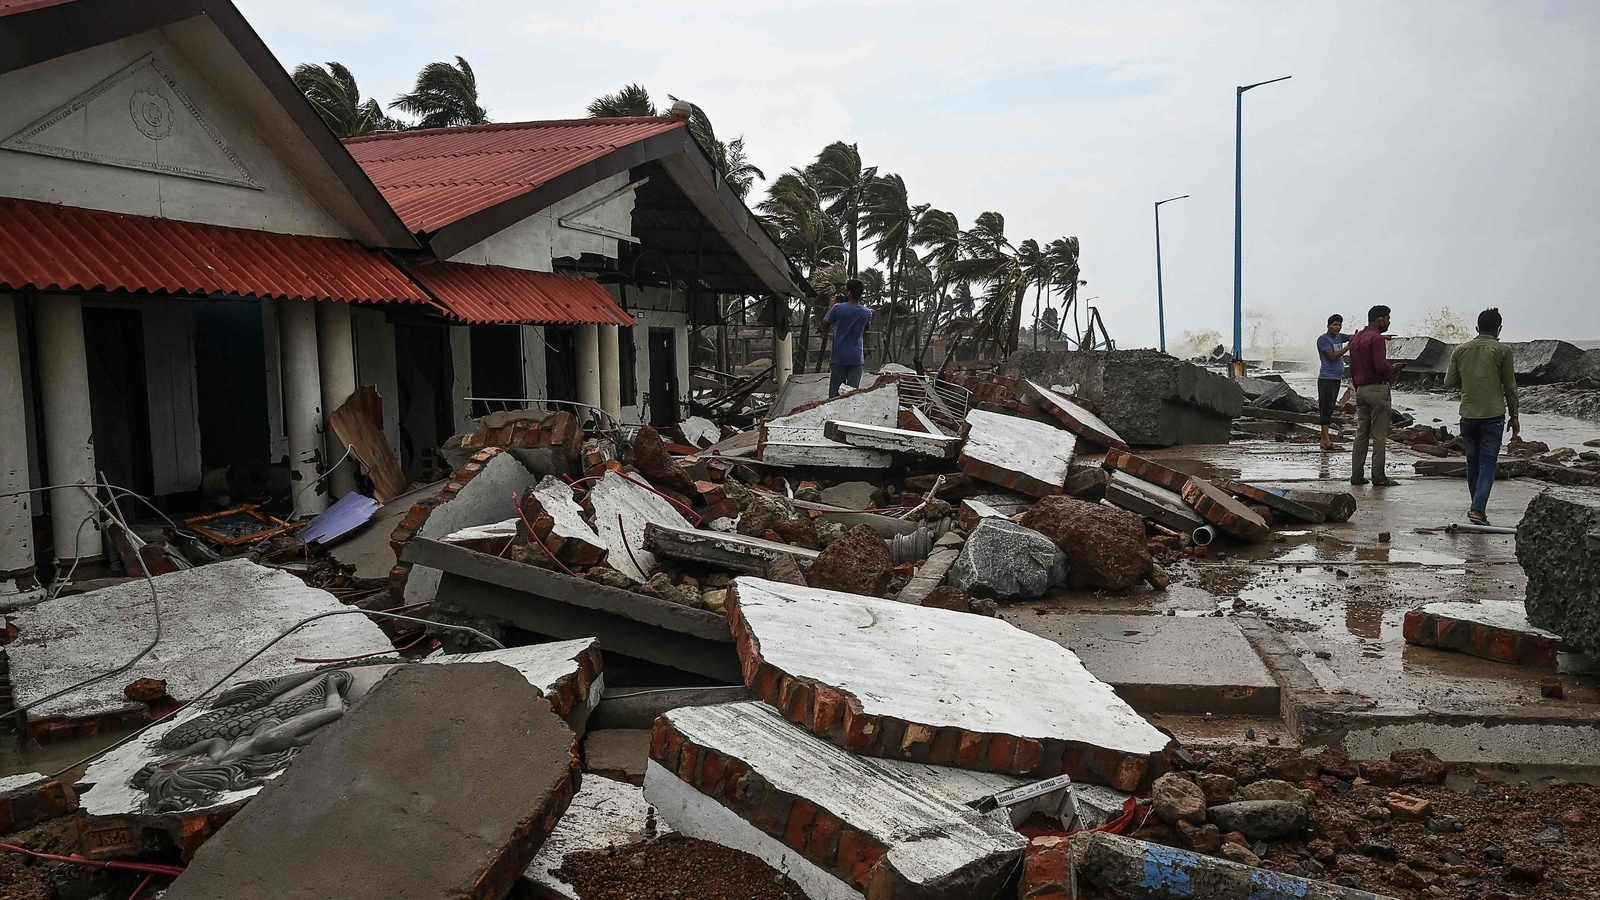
[823, 279, 872, 398]
[1316, 314, 1351, 450]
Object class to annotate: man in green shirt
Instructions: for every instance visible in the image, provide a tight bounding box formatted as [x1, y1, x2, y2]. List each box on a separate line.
[1443, 308, 1520, 525]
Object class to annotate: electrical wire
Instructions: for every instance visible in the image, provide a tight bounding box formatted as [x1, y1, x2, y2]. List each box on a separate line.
[49, 609, 504, 779]
[288, 443, 355, 520]
[0, 842, 184, 876]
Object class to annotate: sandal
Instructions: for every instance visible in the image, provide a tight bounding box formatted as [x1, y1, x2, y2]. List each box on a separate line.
[1468, 511, 1490, 526]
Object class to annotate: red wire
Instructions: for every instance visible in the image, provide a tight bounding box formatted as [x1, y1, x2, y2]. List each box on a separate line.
[0, 843, 184, 876]
[512, 492, 575, 576]
[128, 872, 157, 900]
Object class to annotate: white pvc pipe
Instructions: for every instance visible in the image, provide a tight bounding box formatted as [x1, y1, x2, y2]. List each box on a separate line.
[598, 323, 621, 420]
[316, 301, 358, 499]
[1192, 524, 1218, 546]
[278, 298, 328, 516]
[576, 323, 602, 421]
[775, 330, 793, 396]
[0, 294, 38, 595]
[35, 295, 101, 566]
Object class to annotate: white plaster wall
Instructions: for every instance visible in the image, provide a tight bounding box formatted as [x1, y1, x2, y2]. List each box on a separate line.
[352, 307, 401, 454]
[521, 325, 548, 401]
[448, 173, 636, 270]
[448, 326, 473, 434]
[0, 30, 346, 238]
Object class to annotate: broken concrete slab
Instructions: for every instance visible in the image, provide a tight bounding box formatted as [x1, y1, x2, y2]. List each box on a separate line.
[949, 518, 1068, 600]
[644, 521, 819, 572]
[522, 775, 669, 899]
[1102, 447, 1191, 494]
[8, 560, 388, 728]
[1387, 335, 1452, 377]
[525, 476, 608, 568]
[1403, 600, 1561, 670]
[1212, 478, 1327, 524]
[400, 448, 536, 604]
[586, 470, 692, 583]
[1001, 613, 1280, 716]
[821, 419, 961, 459]
[329, 479, 448, 581]
[1509, 339, 1591, 384]
[1103, 471, 1205, 535]
[442, 518, 519, 555]
[1180, 479, 1270, 543]
[895, 547, 961, 606]
[646, 700, 1027, 900]
[758, 435, 893, 468]
[581, 729, 653, 785]
[725, 578, 1171, 789]
[1516, 487, 1600, 656]
[959, 408, 1077, 498]
[74, 641, 601, 860]
[163, 663, 579, 900]
[818, 481, 876, 510]
[676, 415, 721, 449]
[759, 381, 900, 468]
[1005, 350, 1243, 447]
[1018, 379, 1130, 450]
[1277, 487, 1358, 523]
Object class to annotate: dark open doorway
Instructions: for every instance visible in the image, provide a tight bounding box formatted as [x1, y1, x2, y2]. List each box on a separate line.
[393, 321, 456, 476]
[648, 327, 678, 427]
[193, 300, 270, 469]
[544, 326, 577, 403]
[469, 324, 524, 416]
[82, 306, 153, 497]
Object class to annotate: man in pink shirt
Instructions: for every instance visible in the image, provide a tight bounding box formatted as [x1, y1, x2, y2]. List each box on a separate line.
[1346, 305, 1405, 486]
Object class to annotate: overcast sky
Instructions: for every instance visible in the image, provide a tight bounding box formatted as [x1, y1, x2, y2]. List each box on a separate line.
[241, 0, 1600, 351]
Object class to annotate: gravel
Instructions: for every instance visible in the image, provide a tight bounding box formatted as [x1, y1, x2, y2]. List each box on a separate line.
[552, 836, 808, 900]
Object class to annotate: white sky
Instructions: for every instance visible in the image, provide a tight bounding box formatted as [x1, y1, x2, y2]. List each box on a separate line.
[240, 0, 1600, 350]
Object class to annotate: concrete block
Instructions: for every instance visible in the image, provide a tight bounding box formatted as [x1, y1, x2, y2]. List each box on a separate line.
[523, 775, 668, 899]
[645, 701, 1027, 899]
[895, 547, 961, 606]
[1004, 350, 1243, 447]
[950, 519, 1068, 600]
[1403, 601, 1562, 670]
[586, 470, 692, 583]
[397, 448, 538, 604]
[645, 521, 819, 573]
[164, 663, 580, 900]
[1212, 479, 1326, 524]
[1103, 471, 1205, 535]
[581, 729, 653, 785]
[1387, 336, 1451, 375]
[527, 475, 608, 568]
[1277, 488, 1359, 523]
[1067, 831, 1393, 900]
[725, 577, 1171, 789]
[441, 518, 519, 555]
[1017, 380, 1130, 450]
[759, 381, 900, 467]
[1180, 479, 1270, 543]
[1517, 488, 1600, 656]
[821, 419, 961, 459]
[959, 408, 1077, 498]
[0, 774, 76, 834]
[1509, 340, 1589, 384]
[1001, 613, 1280, 716]
[1102, 448, 1191, 494]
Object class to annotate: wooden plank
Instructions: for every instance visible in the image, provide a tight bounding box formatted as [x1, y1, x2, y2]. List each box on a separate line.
[329, 385, 408, 502]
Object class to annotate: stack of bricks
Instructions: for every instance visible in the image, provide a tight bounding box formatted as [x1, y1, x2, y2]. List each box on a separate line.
[1179, 479, 1270, 543]
[457, 410, 582, 463]
[1101, 448, 1191, 494]
[581, 438, 615, 478]
[1403, 604, 1561, 670]
[1021, 835, 1072, 899]
[539, 642, 606, 720]
[694, 480, 739, 521]
[955, 373, 1056, 425]
[387, 447, 510, 605]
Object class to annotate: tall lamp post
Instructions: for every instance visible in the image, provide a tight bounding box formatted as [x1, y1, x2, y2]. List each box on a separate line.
[1153, 194, 1189, 354]
[1232, 75, 1291, 372]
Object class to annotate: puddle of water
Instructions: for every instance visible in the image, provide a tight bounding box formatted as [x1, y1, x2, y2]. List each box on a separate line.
[0, 727, 138, 781]
[1447, 764, 1600, 792]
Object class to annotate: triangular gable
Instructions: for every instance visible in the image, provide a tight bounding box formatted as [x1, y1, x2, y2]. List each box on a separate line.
[3, 52, 260, 189]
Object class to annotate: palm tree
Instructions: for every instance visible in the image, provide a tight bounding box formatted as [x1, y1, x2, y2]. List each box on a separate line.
[947, 212, 1028, 356]
[1016, 239, 1050, 351]
[587, 83, 657, 117]
[393, 56, 489, 129]
[293, 62, 400, 137]
[912, 207, 962, 366]
[860, 174, 919, 361]
[1046, 237, 1083, 344]
[759, 170, 844, 371]
[805, 142, 876, 277]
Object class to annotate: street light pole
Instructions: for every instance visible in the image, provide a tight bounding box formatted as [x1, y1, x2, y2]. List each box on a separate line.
[1233, 75, 1291, 369]
[1154, 194, 1189, 354]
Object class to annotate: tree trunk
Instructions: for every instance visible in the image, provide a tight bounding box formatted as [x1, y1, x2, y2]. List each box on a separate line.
[882, 258, 899, 364]
[1005, 279, 1028, 357]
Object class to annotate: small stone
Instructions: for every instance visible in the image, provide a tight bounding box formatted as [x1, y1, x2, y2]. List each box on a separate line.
[1378, 531, 1391, 543]
[123, 677, 169, 703]
[1219, 843, 1260, 867]
[1195, 773, 1237, 806]
[1177, 820, 1221, 853]
[1206, 800, 1308, 840]
[1482, 844, 1506, 863]
[1386, 792, 1432, 822]
[1267, 755, 1320, 783]
[1357, 840, 1398, 862]
[1541, 676, 1565, 699]
[919, 585, 970, 613]
[737, 491, 798, 537]
[813, 519, 847, 548]
[1535, 826, 1565, 844]
[1220, 830, 1249, 849]
[1506, 861, 1545, 884]
[1232, 746, 1266, 766]
[1316, 748, 1360, 781]
[700, 589, 728, 614]
[1358, 759, 1402, 787]
[1426, 818, 1464, 833]
[1238, 779, 1314, 808]
[583, 566, 633, 589]
[969, 597, 1000, 617]
[1330, 779, 1353, 794]
[1152, 773, 1209, 825]
[1558, 807, 1585, 826]
[1390, 748, 1448, 785]
[1439, 851, 1466, 866]
[1245, 728, 1257, 742]
[1363, 803, 1391, 822]
[1307, 839, 1337, 864]
[1387, 863, 1425, 889]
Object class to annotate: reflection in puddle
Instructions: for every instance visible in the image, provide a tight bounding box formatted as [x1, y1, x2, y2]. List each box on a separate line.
[1346, 599, 1383, 639]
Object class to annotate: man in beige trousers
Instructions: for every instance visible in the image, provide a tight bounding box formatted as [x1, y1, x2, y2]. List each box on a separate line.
[1345, 305, 1404, 486]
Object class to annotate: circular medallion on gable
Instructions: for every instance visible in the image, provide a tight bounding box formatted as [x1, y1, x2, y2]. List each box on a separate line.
[130, 89, 173, 140]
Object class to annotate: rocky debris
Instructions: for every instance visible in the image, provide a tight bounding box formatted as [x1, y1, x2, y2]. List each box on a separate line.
[1238, 779, 1314, 808]
[737, 491, 799, 537]
[1206, 800, 1310, 841]
[1019, 497, 1153, 592]
[807, 525, 893, 597]
[1195, 773, 1237, 806]
[1515, 486, 1600, 656]
[552, 837, 806, 900]
[1389, 748, 1447, 786]
[1152, 773, 1208, 825]
[767, 517, 819, 550]
[949, 519, 1068, 600]
[632, 425, 698, 498]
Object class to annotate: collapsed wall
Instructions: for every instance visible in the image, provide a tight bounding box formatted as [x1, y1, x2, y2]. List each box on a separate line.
[1003, 350, 1243, 447]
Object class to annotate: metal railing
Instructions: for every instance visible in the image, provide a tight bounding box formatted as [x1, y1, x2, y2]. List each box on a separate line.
[894, 374, 972, 424]
[464, 397, 626, 443]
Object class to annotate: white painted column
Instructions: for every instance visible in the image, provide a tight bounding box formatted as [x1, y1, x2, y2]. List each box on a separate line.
[278, 298, 327, 516]
[0, 295, 38, 597]
[521, 325, 548, 402]
[261, 299, 288, 464]
[598, 323, 622, 421]
[448, 326, 473, 435]
[575, 323, 602, 421]
[316, 301, 358, 498]
[35, 295, 101, 566]
[775, 330, 793, 396]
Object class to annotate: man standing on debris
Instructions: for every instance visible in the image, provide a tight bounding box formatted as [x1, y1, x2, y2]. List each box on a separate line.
[823, 278, 872, 398]
[1347, 305, 1403, 486]
[1316, 314, 1352, 451]
[1444, 307, 1519, 525]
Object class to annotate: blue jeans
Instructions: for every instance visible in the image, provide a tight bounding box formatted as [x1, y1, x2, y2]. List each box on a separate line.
[829, 363, 863, 398]
[1460, 415, 1505, 514]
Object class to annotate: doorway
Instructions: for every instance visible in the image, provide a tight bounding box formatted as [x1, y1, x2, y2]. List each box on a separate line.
[82, 307, 153, 497]
[544, 326, 578, 404]
[469, 324, 524, 416]
[648, 328, 678, 427]
[392, 321, 456, 475]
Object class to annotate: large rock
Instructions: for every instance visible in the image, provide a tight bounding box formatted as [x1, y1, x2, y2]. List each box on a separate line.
[1206, 800, 1309, 841]
[737, 491, 798, 537]
[949, 519, 1067, 600]
[1508, 340, 1591, 384]
[1004, 350, 1244, 447]
[808, 524, 893, 596]
[1151, 773, 1206, 825]
[1515, 487, 1600, 656]
[631, 425, 697, 497]
[1019, 497, 1151, 592]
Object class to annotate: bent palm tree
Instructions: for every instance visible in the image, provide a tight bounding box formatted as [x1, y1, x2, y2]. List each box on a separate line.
[393, 56, 489, 129]
[1046, 237, 1083, 343]
[947, 212, 1027, 357]
[588, 83, 657, 117]
[912, 208, 961, 366]
[861, 173, 919, 361]
[293, 62, 399, 137]
[806, 142, 876, 277]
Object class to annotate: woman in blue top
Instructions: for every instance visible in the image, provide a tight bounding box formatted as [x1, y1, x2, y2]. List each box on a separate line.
[1317, 314, 1352, 450]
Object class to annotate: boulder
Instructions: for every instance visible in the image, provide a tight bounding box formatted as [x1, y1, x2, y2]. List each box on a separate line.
[1266, 755, 1321, 783]
[1358, 760, 1402, 788]
[1515, 487, 1600, 656]
[1206, 801, 1310, 841]
[1194, 773, 1236, 806]
[1018, 497, 1153, 592]
[1238, 779, 1314, 808]
[807, 525, 893, 597]
[738, 492, 798, 538]
[920, 585, 971, 613]
[949, 519, 1068, 601]
[631, 425, 697, 497]
[767, 517, 820, 550]
[1152, 773, 1208, 825]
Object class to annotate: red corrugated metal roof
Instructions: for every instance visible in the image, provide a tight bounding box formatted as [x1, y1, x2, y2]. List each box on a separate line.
[344, 118, 685, 234]
[0, 0, 78, 18]
[0, 197, 430, 304]
[407, 262, 633, 326]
